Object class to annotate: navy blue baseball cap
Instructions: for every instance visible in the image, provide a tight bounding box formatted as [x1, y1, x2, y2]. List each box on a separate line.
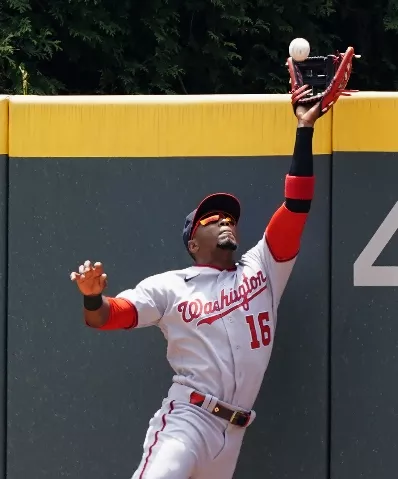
[182, 193, 241, 251]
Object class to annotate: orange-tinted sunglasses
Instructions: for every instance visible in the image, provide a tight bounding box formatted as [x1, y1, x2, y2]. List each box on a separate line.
[199, 213, 235, 227]
[190, 212, 236, 239]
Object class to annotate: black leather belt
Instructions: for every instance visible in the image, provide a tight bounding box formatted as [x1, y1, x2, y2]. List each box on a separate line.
[190, 392, 251, 428]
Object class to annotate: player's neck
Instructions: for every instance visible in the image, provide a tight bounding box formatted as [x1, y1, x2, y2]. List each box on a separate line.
[195, 251, 235, 271]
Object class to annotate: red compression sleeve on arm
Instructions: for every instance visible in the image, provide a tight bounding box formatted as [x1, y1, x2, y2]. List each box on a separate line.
[98, 297, 138, 330]
[265, 205, 308, 262]
[265, 175, 313, 261]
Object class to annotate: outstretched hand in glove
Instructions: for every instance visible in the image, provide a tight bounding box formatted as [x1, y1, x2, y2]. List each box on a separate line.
[287, 46, 359, 121]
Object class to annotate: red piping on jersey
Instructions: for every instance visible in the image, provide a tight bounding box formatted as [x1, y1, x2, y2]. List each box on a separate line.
[95, 297, 138, 330]
[265, 204, 309, 263]
[194, 263, 237, 272]
[139, 401, 175, 478]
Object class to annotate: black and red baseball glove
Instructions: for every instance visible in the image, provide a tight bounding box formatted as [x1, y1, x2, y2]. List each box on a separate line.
[286, 46, 359, 115]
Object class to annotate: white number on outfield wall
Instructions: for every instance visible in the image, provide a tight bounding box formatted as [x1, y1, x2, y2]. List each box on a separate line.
[354, 201, 398, 286]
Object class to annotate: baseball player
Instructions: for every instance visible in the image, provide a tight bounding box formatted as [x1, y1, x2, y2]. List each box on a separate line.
[70, 98, 320, 479]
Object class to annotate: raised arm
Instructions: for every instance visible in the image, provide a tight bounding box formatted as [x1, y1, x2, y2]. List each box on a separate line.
[265, 102, 321, 262]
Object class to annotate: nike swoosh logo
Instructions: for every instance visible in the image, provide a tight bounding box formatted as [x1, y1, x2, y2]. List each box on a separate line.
[184, 276, 196, 282]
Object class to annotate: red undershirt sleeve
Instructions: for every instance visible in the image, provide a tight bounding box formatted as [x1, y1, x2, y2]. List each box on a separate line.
[97, 297, 138, 330]
[265, 175, 314, 261]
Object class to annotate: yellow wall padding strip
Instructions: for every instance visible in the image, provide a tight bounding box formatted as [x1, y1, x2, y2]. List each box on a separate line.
[9, 95, 331, 158]
[333, 92, 398, 152]
[0, 96, 8, 155]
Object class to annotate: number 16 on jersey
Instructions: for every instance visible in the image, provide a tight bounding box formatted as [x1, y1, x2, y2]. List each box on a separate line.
[245, 311, 271, 350]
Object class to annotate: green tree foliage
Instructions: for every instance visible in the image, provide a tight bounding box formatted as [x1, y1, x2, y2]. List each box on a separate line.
[0, 0, 397, 94]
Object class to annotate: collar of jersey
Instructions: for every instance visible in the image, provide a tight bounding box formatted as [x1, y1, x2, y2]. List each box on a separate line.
[193, 263, 237, 272]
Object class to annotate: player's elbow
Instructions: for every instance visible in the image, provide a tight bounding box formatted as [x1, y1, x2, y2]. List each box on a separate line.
[284, 175, 314, 213]
[85, 297, 137, 330]
[284, 198, 312, 213]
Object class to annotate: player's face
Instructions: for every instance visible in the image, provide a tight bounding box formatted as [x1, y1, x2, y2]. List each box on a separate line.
[189, 213, 239, 257]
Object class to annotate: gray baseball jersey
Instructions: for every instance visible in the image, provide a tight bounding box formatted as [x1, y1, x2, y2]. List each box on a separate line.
[117, 233, 295, 411]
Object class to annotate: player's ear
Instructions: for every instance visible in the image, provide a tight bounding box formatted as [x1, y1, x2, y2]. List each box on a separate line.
[188, 239, 199, 255]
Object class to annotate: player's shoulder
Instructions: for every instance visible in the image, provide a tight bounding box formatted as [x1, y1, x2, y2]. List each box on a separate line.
[239, 235, 266, 265]
[138, 267, 194, 290]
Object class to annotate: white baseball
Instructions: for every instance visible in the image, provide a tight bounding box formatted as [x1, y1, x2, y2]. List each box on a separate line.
[289, 38, 310, 62]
